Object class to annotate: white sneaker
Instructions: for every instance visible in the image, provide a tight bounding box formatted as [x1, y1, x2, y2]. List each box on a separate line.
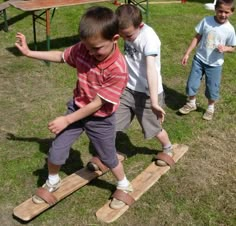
[179, 102, 197, 114]
[203, 109, 214, 120]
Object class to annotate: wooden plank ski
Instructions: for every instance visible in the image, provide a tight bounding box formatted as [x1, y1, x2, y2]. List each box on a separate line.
[13, 153, 125, 221]
[96, 144, 188, 223]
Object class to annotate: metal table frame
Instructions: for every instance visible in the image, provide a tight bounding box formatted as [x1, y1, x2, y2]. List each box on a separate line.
[31, 8, 56, 51]
[125, 0, 149, 22]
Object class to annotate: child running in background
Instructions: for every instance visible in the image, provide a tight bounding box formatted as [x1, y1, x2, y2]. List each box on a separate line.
[179, 0, 236, 120]
[15, 6, 133, 209]
[115, 4, 175, 168]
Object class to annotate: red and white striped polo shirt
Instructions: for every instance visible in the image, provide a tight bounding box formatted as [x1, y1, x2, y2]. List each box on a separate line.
[63, 42, 128, 117]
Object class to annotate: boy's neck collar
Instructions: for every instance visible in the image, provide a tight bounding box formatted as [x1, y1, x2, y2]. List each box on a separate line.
[96, 44, 118, 69]
[213, 15, 228, 24]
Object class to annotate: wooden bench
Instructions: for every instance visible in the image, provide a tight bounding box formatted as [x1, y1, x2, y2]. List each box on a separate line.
[0, 0, 22, 31]
[9, 0, 109, 51]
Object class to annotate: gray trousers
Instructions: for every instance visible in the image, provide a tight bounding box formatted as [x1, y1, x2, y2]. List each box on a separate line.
[48, 99, 118, 169]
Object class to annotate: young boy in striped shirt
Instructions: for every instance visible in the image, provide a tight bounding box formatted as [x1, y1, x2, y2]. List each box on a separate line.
[15, 6, 133, 209]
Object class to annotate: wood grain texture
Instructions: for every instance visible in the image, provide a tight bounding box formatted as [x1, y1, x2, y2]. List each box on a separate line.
[10, 0, 108, 11]
[13, 153, 124, 221]
[96, 144, 189, 223]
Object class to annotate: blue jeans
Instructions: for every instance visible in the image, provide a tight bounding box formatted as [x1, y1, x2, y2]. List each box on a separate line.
[186, 56, 222, 100]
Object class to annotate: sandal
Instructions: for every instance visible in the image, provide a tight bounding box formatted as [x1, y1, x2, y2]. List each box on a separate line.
[110, 184, 134, 209]
[155, 152, 175, 167]
[32, 179, 61, 205]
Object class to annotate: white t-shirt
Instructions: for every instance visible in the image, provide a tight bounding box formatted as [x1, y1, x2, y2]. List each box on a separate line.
[195, 16, 236, 66]
[124, 24, 163, 95]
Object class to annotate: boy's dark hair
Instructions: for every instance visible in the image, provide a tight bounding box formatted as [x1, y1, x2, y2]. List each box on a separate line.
[215, 0, 235, 11]
[79, 6, 118, 40]
[115, 4, 142, 30]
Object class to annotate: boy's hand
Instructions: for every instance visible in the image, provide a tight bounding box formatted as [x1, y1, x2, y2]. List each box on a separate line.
[217, 44, 226, 53]
[181, 54, 189, 66]
[151, 104, 166, 123]
[15, 32, 30, 56]
[48, 116, 70, 135]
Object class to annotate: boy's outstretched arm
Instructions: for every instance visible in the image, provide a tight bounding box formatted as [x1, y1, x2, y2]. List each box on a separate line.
[15, 32, 64, 63]
[181, 33, 202, 66]
[146, 55, 166, 123]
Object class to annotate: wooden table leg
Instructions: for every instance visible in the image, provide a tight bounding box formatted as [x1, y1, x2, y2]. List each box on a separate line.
[46, 8, 50, 51]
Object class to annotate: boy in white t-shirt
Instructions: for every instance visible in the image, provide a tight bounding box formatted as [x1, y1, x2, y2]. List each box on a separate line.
[115, 4, 174, 168]
[179, 0, 236, 120]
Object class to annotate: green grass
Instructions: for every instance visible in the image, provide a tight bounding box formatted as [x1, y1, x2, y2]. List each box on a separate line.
[0, 0, 236, 225]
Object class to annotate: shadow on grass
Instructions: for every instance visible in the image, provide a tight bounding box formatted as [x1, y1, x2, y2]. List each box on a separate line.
[6, 133, 83, 186]
[87, 131, 159, 193]
[0, 11, 31, 31]
[164, 84, 186, 110]
[115, 131, 157, 157]
[164, 84, 205, 114]
[6, 130, 159, 189]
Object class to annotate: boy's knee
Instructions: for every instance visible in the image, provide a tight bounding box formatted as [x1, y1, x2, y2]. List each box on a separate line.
[101, 156, 119, 169]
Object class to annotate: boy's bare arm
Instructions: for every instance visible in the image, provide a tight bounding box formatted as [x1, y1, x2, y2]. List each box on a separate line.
[146, 55, 165, 123]
[217, 45, 235, 53]
[15, 32, 64, 63]
[48, 95, 106, 135]
[182, 33, 202, 66]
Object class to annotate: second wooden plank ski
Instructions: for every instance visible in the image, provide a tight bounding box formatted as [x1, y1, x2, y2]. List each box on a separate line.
[96, 144, 189, 223]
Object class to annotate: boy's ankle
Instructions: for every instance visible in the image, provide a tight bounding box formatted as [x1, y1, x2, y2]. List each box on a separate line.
[117, 182, 133, 192]
[188, 98, 196, 106]
[163, 145, 173, 154]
